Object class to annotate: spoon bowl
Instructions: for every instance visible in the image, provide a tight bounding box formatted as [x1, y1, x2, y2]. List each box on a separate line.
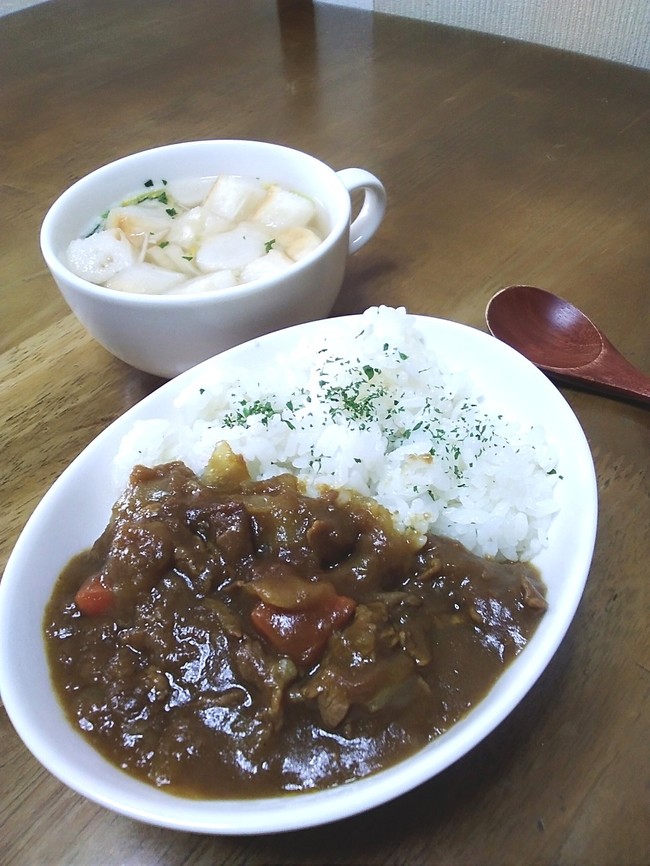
[486, 285, 650, 405]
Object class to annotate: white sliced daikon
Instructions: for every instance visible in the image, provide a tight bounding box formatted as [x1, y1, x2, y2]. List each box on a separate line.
[166, 270, 239, 294]
[105, 204, 171, 247]
[165, 208, 232, 250]
[66, 229, 136, 283]
[204, 175, 267, 222]
[200, 211, 234, 239]
[166, 207, 203, 248]
[276, 226, 322, 261]
[105, 262, 187, 294]
[165, 176, 214, 208]
[146, 243, 199, 277]
[66, 174, 324, 293]
[195, 223, 269, 272]
[253, 185, 315, 230]
[240, 248, 294, 282]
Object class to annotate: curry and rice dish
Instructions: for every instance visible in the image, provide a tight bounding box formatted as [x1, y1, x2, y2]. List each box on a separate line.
[43, 307, 559, 798]
[44, 446, 547, 798]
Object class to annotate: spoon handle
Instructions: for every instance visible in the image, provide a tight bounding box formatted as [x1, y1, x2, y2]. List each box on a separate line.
[543, 338, 650, 406]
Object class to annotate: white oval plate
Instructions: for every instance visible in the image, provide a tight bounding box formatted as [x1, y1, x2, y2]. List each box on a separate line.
[0, 314, 597, 835]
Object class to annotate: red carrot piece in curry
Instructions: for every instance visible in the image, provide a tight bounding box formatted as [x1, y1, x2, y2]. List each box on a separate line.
[251, 594, 356, 668]
[74, 573, 113, 617]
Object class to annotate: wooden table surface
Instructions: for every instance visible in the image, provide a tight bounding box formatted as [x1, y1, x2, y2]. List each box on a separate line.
[1, 1, 649, 863]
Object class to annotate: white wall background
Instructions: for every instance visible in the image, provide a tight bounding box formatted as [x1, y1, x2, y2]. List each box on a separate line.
[318, 0, 650, 69]
[0, 0, 46, 13]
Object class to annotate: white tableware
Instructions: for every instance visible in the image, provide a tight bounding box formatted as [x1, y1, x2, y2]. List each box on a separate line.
[40, 140, 386, 378]
[0, 314, 597, 835]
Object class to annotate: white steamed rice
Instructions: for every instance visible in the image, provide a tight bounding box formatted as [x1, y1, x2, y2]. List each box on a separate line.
[113, 306, 560, 561]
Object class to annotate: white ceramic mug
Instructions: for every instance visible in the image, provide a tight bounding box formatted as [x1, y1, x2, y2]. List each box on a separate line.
[40, 140, 386, 378]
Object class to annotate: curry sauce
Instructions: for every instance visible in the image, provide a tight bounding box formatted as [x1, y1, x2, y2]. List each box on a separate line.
[44, 453, 547, 798]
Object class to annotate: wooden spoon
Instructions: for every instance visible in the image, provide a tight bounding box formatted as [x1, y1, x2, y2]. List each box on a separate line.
[485, 285, 650, 405]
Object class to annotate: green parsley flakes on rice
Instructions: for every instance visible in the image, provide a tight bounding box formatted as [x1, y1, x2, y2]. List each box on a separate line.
[114, 306, 560, 561]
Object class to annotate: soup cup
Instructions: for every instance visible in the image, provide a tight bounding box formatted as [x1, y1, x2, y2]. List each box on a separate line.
[40, 140, 386, 378]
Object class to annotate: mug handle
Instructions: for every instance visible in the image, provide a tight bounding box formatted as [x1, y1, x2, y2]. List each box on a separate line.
[336, 168, 386, 254]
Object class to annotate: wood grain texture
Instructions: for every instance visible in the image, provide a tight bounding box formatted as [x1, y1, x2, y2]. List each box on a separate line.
[1, 1, 648, 864]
